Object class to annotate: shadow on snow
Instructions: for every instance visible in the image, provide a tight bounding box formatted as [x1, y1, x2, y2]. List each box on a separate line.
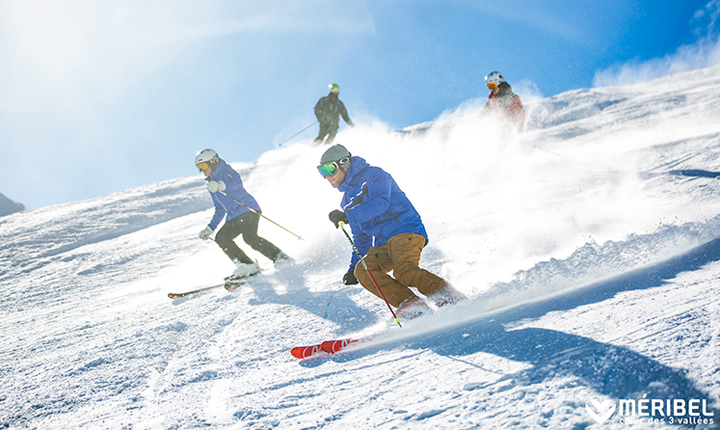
[669, 169, 720, 179]
[245, 264, 380, 333]
[323, 237, 720, 423]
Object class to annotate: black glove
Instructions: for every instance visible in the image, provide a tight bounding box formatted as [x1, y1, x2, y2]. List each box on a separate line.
[343, 269, 358, 285]
[329, 210, 349, 228]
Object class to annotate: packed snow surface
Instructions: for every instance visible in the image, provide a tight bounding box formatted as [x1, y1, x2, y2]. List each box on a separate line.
[1, 66, 720, 429]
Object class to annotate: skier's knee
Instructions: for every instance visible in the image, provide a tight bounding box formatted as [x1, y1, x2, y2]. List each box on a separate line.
[214, 233, 233, 250]
[393, 263, 421, 286]
[354, 265, 370, 285]
[243, 235, 263, 250]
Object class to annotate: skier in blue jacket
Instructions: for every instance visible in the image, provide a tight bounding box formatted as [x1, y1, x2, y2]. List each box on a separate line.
[195, 149, 291, 281]
[318, 144, 466, 318]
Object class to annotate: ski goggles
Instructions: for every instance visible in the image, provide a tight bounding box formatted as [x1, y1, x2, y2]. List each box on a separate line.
[317, 157, 350, 177]
[196, 162, 210, 172]
[487, 82, 498, 90]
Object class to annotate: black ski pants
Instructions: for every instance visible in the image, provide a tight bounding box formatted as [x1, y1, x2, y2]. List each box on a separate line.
[215, 211, 281, 264]
[314, 121, 339, 145]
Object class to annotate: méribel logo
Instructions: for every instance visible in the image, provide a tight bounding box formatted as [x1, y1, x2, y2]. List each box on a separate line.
[586, 399, 617, 424]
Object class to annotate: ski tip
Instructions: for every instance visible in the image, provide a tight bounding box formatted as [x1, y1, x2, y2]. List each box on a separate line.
[168, 294, 181, 300]
[291, 345, 322, 359]
[290, 347, 304, 359]
[291, 338, 362, 359]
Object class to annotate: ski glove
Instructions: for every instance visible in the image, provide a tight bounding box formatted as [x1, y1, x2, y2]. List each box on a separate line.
[207, 181, 226, 193]
[343, 269, 358, 285]
[329, 210, 349, 228]
[198, 226, 213, 240]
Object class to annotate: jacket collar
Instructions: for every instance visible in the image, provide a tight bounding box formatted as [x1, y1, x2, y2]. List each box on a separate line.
[338, 156, 368, 192]
[208, 158, 228, 180]
[492, 81, 511, 96]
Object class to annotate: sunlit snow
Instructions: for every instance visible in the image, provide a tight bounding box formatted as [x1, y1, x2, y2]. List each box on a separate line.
[1, 66, 719, 429]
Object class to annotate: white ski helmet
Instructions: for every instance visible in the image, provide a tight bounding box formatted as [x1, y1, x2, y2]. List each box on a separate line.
[195, 148, 219, 171]
[485, 71, 504, 88]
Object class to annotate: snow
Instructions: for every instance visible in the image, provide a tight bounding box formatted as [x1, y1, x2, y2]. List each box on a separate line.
[1, 65, 720, 429]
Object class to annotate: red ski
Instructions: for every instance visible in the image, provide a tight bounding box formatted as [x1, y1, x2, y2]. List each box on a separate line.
[290, 337, 372, 359]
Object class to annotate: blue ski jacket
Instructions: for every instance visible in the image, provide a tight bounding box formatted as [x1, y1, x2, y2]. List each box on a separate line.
[206, 158, 260, 231]
[338, 156, 428, 270]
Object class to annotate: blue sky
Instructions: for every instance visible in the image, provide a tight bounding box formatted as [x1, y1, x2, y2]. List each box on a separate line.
[1, 0, 719, 209]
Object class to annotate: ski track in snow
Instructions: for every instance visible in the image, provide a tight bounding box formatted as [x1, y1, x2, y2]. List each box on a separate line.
[1, 66, 720, 429]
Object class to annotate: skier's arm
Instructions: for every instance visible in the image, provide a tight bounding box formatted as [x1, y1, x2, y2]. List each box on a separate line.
[219, 168, 245, 196]
[207, 166, 244, 230]
[339, 101, 353, 126]
[343, 170, 392, 226]
[480, 94, 494, 115]
[208, 193, 226, 231]
[314, 98, 324, 121]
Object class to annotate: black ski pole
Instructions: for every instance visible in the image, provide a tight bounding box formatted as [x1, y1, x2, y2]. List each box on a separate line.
[338, 222, 402, 328]
[218, 191, 304, 241]
[277, 121, 318, 147]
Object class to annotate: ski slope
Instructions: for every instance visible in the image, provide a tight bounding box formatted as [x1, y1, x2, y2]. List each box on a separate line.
[1, 65, 720, 429]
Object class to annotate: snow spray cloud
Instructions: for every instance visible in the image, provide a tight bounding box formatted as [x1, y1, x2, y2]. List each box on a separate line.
[593, 1, 720, 87]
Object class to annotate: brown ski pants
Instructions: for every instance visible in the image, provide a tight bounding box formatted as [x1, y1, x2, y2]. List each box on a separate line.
[354, 233, 447, 307]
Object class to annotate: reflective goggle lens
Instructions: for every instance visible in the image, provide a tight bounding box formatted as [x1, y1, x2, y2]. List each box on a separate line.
[487, 82, 498, 90]
[197, 162, 209, 171]
[317, 162, 338, 177]
[317, 157, 350, 177]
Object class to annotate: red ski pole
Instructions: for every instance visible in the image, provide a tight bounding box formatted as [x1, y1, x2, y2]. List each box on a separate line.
[338, 222, 402, 328]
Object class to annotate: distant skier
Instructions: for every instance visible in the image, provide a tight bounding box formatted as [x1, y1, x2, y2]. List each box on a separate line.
[195, 149, 291, 282]
[482, 71, 525, 132]
[317, 144, 467, 318]
[313, 84, 354, 146]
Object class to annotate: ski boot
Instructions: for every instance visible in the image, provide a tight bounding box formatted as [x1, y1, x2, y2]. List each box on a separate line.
[428, 284, 468, 308]
[396, 298, 433, 320]
[224, 262, 260, 290]
[273, 251, 294, 268]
